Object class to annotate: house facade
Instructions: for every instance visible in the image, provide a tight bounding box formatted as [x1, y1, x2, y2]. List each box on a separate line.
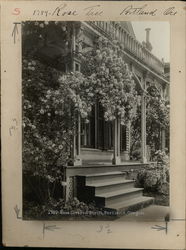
[24, 21, 169, 211]
[69, 21, 169, 164]
[60, 21, 169, 205]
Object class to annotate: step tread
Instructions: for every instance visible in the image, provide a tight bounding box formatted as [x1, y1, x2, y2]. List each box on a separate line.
[95, 188, 144, 198]
[77, 171, 124, 178]
[87, 179, 135, 188]
[106, 196, 154, 210]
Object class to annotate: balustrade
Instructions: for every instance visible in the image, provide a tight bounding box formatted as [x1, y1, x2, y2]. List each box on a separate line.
[87, 21, 165, 75]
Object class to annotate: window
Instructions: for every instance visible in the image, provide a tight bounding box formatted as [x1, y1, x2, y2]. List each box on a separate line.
[80, 103, 113, 150]
[121, 125, 127, 151]
[75, 63, 80, 72]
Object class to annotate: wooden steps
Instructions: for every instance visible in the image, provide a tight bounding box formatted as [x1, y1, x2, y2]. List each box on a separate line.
[105, 196, 154, 216]
[87, 179, 135, 195]
[80, 171, 126, 185]
[76, 171, 154, 216]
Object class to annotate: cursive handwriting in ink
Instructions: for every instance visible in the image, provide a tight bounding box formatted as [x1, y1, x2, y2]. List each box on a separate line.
[52, 3, 78, 17]
[163, 7, 177, 15]
[32, 4, 179, 18]
[83, 5, 103, 16]
[120, 4, 157, 16]
[33, 3, 78, 17]
[33, 4, 104, 17]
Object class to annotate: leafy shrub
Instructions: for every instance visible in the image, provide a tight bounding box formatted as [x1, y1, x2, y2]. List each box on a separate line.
[136, 152, 169, 195]
[24, 198, 104, 219]
[153, 149, 169, 166]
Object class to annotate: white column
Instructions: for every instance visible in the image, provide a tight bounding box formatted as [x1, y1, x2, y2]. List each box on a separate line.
[113, 118, 121, 165]
[77, 115, 81, 156]
[117, 118, 121, 158]
[73, 114, 82, 166]
[127, 121, 131, 152]
[161, 128, 166, 151]
[95, 103, 98, 148]
[71, 24, 82, 166]
[113, 119, 117, 162]
[72, 121, 77, 159]
[66, 176, 73, 201]
[141, 91, 147, 163]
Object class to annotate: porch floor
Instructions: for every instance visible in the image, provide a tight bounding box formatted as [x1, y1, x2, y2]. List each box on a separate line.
[66, 161, 149, 179]
[83, 160, 142, 166]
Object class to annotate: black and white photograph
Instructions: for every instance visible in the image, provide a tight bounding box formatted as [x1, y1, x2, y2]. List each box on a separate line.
[22, 20, 170, 221]
[2, 0, 186, 248]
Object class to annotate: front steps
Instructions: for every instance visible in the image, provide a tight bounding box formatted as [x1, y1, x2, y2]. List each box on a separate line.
[76, 171, 154, 216]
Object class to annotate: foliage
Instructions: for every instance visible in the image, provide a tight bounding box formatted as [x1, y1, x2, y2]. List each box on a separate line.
[136, 152, 169, 195]
[22, 21, 81, 64]
[23, 58, 69, 202]
[81, 37, 140, 125]
[23, 57, 95, 202]
[23, 21, 139, 206]
[153, 149, 169, 166]
[23, 198, 104, 219]
[146, 85, 169, 155]
[23, 21, 169, 212]
[130, 85, 169, 159]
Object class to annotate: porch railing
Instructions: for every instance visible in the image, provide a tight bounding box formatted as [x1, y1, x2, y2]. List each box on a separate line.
[87, 21, 165, 76]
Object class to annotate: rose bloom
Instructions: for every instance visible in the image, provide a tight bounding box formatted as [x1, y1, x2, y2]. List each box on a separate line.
[40, 23, 44, 28]
[40, 109, 44, 114]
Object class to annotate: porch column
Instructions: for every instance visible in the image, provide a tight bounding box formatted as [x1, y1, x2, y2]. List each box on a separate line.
[71, 23, 82, 166]
[141, 91, 147, 163]
[161, 128, 166, 151]
[128, 121, 131, 151]
[73, 114, 82, 166]
[113, 118, 121, 165]
[126, 121, 131, 159]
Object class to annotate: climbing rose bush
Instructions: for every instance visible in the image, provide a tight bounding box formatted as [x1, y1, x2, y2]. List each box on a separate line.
[23, 22, 140, 209]
[81, 37, 140, 125]
[130, 85, 169, 159]
[23, 58, 95, 203]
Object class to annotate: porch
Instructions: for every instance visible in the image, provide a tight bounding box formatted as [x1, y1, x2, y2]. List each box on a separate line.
[64, 72, 152, 213]
[71, 72, 149, 167]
